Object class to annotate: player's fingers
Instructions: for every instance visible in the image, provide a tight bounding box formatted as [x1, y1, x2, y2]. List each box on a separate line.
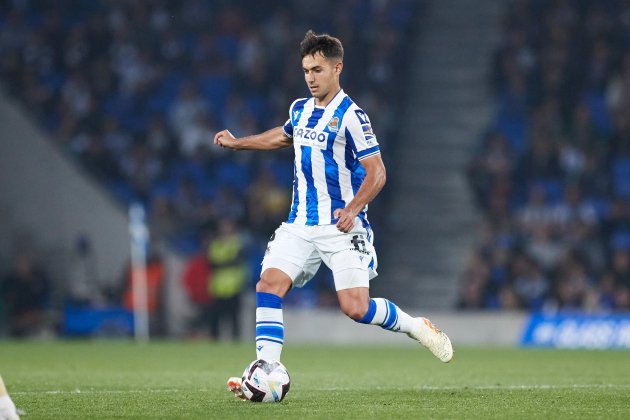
[337, 217, 350, 232]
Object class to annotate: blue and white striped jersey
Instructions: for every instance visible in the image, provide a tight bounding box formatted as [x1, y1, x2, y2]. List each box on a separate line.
[281, 89, 380, 226]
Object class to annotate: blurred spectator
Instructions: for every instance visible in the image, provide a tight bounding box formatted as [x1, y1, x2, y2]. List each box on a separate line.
[207, 218, 248, 340]
[246, 168, 291, 234]
[457, 253, 490, 310]
[512, 253, 548, 311]
[1, 253, 51, 337]
[66, 234, 99, 306]
[517, 184, 555, 236]
[122, 252, 166, 336]
[182, 241, 213, 338]
[169, 83, 209, 146]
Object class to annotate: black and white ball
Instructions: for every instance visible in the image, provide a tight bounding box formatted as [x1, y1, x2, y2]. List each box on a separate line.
[241, 359, 291, 402]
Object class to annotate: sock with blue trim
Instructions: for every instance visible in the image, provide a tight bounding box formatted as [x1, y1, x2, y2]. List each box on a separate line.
[357, 298, 415, 333]
[255, 292, 284, 361]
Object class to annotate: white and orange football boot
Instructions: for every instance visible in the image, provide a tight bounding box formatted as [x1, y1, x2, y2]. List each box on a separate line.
[407, 317, 453, 363]
[226, 377, 247, 401]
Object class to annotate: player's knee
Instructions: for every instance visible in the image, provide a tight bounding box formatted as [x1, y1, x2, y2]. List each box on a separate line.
[256, 269, 292, 297]
[255, 276, 276, 294]
[340, 299, 369, 321]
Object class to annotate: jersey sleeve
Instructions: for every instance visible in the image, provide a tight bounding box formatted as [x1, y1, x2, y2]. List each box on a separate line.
[344, 107, 380, 160]
[282, 118, 293, 138]
[282, 98, 303, 138]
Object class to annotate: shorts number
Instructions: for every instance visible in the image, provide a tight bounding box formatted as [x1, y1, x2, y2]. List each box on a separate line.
[351, 235, 367, 253]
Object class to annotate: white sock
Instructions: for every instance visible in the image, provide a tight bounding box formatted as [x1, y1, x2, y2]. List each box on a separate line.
[255, 292, 284, 361]
[0, 395, 18, 420]
[357, 297, 416, 333]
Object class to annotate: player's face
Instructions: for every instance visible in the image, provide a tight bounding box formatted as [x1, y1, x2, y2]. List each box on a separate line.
[302, 52, 342, 105]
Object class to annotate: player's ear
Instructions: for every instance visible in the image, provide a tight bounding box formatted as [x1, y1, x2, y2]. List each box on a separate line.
[335, 61, 343, 75]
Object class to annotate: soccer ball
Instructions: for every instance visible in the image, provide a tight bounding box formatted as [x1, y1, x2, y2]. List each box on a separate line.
[241, 359, 291, 402]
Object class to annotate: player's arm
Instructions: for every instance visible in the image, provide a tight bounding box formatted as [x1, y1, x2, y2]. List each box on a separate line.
[334, 154, 386, 233]
[213, 126, 292, 151]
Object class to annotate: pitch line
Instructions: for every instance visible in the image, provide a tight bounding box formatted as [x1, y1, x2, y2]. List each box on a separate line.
[12, 388, 187, 395]
[12, 384, 630, 395]
[317, 384, 630, 391]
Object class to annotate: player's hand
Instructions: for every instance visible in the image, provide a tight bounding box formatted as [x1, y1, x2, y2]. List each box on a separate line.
[214, 129, 238, 149]
[334, 208, 356, 233]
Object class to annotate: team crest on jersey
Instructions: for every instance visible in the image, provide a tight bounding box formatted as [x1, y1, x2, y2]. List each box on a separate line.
[327, 116, 340, 132]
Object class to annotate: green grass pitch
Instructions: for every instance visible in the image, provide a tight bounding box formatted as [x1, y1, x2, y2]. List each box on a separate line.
[1, 341, 629, 419]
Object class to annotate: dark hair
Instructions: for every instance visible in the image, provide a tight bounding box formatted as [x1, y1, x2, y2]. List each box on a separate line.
[299, 30, 343, 60]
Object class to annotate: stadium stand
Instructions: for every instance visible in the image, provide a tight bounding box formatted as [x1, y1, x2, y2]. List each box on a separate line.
[0, 0, 417, 317]
[462, 0, 630, 311]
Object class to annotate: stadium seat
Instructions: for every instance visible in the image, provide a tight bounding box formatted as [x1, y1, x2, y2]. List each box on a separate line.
[612, 158, 630, 198]
[214, 160, 251, 193]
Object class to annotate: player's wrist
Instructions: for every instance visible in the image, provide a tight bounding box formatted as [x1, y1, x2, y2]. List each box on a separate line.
[231, 138, 245, 150]
[345, 205, 361, 218]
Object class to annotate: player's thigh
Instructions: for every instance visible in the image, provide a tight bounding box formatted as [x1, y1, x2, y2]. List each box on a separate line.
[328, 252, 372, 290]
[261, 223, 322, 288]
[317, 224, 378, 291]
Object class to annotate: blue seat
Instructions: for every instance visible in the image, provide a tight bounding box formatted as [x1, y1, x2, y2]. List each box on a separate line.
[584, 197, 610, 221]
[200, 74, 232, 111]
[541, 180, 564, 205]
[196, 178, 218, 200]
[215, 161, 251, 193]
[582, 92, 613, 135]
[169, 231, 201, 256]
[108, 181, 137, 204]
[613, 158, 630, 177]
[611, 231, 630, 251]
[269, 161, 294, 186]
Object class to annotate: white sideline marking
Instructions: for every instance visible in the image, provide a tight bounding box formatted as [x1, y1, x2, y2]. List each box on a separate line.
[13, 388, 186, 395]
[12, 384, 630, 395]
[317, 384, 630, 391]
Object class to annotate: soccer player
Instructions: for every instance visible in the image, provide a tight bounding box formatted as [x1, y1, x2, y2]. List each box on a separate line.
[0, 375, 20, 420]
[214, 30, 453, 399]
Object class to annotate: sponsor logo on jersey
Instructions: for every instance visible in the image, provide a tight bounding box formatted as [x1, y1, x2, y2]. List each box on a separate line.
[293, 127, 329, 149]
[327, 116, 340, 132]
[362, 124, 373, 136]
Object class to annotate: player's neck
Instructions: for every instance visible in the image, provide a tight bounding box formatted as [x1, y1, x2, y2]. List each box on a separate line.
[314, 86, 342, 107]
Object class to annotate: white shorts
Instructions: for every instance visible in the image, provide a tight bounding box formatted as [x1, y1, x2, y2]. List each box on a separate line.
[260, 220, 378, 291]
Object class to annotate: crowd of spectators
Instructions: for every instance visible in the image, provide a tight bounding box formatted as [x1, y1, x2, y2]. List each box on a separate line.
[462, 0, 630, 312]
[0, 0, 416, 315]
